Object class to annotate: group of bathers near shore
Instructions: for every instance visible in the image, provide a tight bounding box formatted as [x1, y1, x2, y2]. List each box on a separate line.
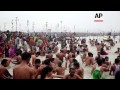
[0, 31, 120, 79]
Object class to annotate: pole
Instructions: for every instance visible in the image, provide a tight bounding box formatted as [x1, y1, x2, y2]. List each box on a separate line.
[46, 22, 48, 34]
[19, 24, 21, 32]
[57, 23, 59, 32]
[74, 25, 75, 32]
[33, 22, 35, 35]
[0, 25, 1, 32]
[27, 20, 29, 35]
[12, 19, 13, 32]
[15, 17, 18, 32]
[60, 21, 62, 37]
[119, 32, 120, 42]
[4, 23, 6, 31]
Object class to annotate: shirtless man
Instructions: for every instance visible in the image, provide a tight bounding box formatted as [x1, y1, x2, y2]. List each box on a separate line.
[55, 61, 67, 75]
[115, 48, 120, 54]
[63, 68, 81, 79]
[85, 52, 95, 66]
[13, 52, 34, 79]
[3, 53, 12, 66]
[81, 49, 87, 63]
[84, 45, 88, 52]
[95, 52, 103, 61]
[96, 43, 102, 51]
[90, 40, 94, 46]
[46, 53, 53, 59]
[69, 55, 78, 69]
[109, 58, 120, 76]
[66, 50, 73, 61]
[32, 59, 41, 79]
[36, 52, 41, 60]
[0, 59, 12, 79]
[62, 47, 67, 55]
[30, 51, 36, 66]
[12, 51, 22, 65]
[73, 62, 84, 79]
[39, 59, 52, 74]
[53, 44, 58, 53]
[54, 54, 60, 66]
[57, 50, 65, 62]
[29, 37, 35, 50]
[91, 58, 109, 79]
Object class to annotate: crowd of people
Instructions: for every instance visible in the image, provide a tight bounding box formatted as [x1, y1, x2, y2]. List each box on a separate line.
[0, 31, 120, 79]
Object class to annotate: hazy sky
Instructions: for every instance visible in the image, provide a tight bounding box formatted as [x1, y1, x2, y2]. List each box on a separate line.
[0, 11, 120, 32]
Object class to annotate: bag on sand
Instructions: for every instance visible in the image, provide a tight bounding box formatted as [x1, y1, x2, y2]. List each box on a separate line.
[92, 70, 102, 79]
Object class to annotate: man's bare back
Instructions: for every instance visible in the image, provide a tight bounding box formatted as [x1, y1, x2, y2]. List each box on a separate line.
[13, 63, 34, 79]
[75, 67, 84, 79]
[85, 57, 94, 66]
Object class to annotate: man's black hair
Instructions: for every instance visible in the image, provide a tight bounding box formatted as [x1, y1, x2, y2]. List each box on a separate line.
[21, 52, 31, 60]
[36, 52, 41, 55]
[72, 54, 75, 58]
[16, 51, 21, 56]
[58, 61, 62, 67]
[44, 59, 51, 65]
[16, 49, 22, 55]
[1, 59, 8, 65]
[35, 59, 41, 64]
[105, 56, 108, 59]
[115, 58, 119, 64]
[50, 58, 55, 62]
[97, 59, 102, 66]
[73, 62, 80, 67]
[88, 52, 93, 57]
[69, 68, 75, 72]
[73, 59, 78, 63]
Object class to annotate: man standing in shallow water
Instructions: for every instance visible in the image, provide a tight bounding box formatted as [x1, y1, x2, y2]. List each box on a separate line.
[13, 52, 35, 79]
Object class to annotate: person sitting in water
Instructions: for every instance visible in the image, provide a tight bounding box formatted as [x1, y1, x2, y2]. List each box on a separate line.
[53, 44, 58, 53]
[115, 48, 120, 54]
[32, 59, 41, 79]
[73, 62, 84, 79]
[83, 45, 88, 52]
[95, 52, 103, 61]
[12, 51, 22, 65]
[103, 56, 111, 66]
[55, 61, 67, 75]
[40, 66, 64, 79]
[109, 58, 120, 76]
[63, 68, 81, 79]
[96, 43, 102, 51]
[69, 54, 78, 68]
[57, 50, 65, 62]
[81, 49, 87, 63]
[91, 58, 109, 79]
[105, 43, 111, 50]
[85, 52, 94, 66]
[100, 48, 108, 55]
